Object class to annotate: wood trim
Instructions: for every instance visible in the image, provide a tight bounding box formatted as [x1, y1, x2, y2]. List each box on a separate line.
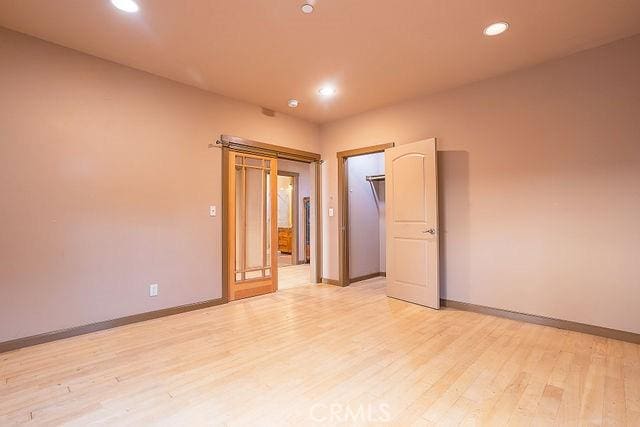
[0, 298, 225, 354]
[227, 152, 237, 296]
[336, 142, 394, 160]
[292, 173, 299, 266]
[262, 163, 268, 272]
[221, 134, 321, 162]
[7, 293, 635, 354]
[221, 147, 230, 303]
[270, 160, 279, 292]
[235, 284, 273, 300]
[303, 196, 311, 263]
[241, 156, 247, 280]
[233, 276, 273, 290]
[337, 142, 395, 287]
[338, 155, 349, 287]
[312, 161, 322, 284]
[349, 272, 385, 284]
[321, 277, 342, 286]
[441, 299, 640, 344]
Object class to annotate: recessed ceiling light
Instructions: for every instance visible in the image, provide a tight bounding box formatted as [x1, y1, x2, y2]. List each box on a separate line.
[288, 99, 299, 108]
[318, 86, 336, 97]
[111, 0, 139, 13]
[301, 4, 314, 14]
[483, 22, 509, 36]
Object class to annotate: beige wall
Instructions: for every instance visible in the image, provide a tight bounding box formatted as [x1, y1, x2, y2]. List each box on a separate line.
[0, 28, 319, 342]
[320, 35, 640, 334]
[2, 26, 639, 342]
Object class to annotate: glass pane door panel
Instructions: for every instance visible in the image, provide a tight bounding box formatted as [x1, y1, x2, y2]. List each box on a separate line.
[245, 167, 264, 270]
[235, 165, 244, 275]
[233, 153, 274, 285]
[266, 171, 272, 267]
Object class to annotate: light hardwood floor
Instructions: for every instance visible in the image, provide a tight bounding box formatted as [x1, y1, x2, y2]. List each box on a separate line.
[278, 263, 312, 290]
[1, 278, 639, 425]
[278, 253, 294, 267]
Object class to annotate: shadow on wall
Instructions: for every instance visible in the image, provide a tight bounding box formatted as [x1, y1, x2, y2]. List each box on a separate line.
[437, 150, 470, 300]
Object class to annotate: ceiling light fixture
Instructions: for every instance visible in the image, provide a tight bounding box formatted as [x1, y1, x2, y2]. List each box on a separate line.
[318, 86, 336, 98]
[111, 0, 139, 13]
[288, 99, 299, 108]
[301, 4, 314, 14]
[483, 22, 509, 36]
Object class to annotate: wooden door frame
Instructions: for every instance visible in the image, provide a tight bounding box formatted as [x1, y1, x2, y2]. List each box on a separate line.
[337, 142, 395, 287]
[220, 135, 322, 302]
[277, 170, 299, 266]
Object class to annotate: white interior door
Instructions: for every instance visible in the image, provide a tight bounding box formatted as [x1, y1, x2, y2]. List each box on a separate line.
[385, 139, 439, 308]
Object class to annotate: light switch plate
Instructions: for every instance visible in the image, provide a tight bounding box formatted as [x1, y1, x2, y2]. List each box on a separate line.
[329, 208, 334, 217]
[209, 205, 216, 217]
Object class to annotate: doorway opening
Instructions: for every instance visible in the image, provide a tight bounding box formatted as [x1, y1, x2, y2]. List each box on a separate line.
[337, 143, 394, 287]
[336, 139, 440, 308]
[277, 161, 313, 289]
[220, 135, 322, 301]
[276, 172, 298, 267]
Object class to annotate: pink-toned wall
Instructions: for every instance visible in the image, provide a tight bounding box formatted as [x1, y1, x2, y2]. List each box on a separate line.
[320, 35, 640, 334]
[0, 28, 319, 342]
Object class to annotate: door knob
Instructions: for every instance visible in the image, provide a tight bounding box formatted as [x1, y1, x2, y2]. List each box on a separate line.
[422, 228, 436, 235]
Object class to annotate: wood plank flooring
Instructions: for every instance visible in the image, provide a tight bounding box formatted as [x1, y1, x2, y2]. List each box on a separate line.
[278, 263, 311, 290]
[1, 278, 638, 426]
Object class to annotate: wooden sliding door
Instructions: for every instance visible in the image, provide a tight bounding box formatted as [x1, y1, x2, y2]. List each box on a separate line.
[227, 151, 278, 301]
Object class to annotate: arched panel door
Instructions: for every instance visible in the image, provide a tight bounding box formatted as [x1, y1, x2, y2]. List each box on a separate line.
[385, 139, 439, 308]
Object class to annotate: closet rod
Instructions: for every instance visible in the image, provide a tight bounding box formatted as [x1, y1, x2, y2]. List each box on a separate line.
[365, 174, 385, 182]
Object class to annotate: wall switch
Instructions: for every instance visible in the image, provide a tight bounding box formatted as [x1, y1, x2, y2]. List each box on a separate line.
[329, 208, 334, 217]
[209, 205, 216, 217]
[149, 283, 158, 297]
